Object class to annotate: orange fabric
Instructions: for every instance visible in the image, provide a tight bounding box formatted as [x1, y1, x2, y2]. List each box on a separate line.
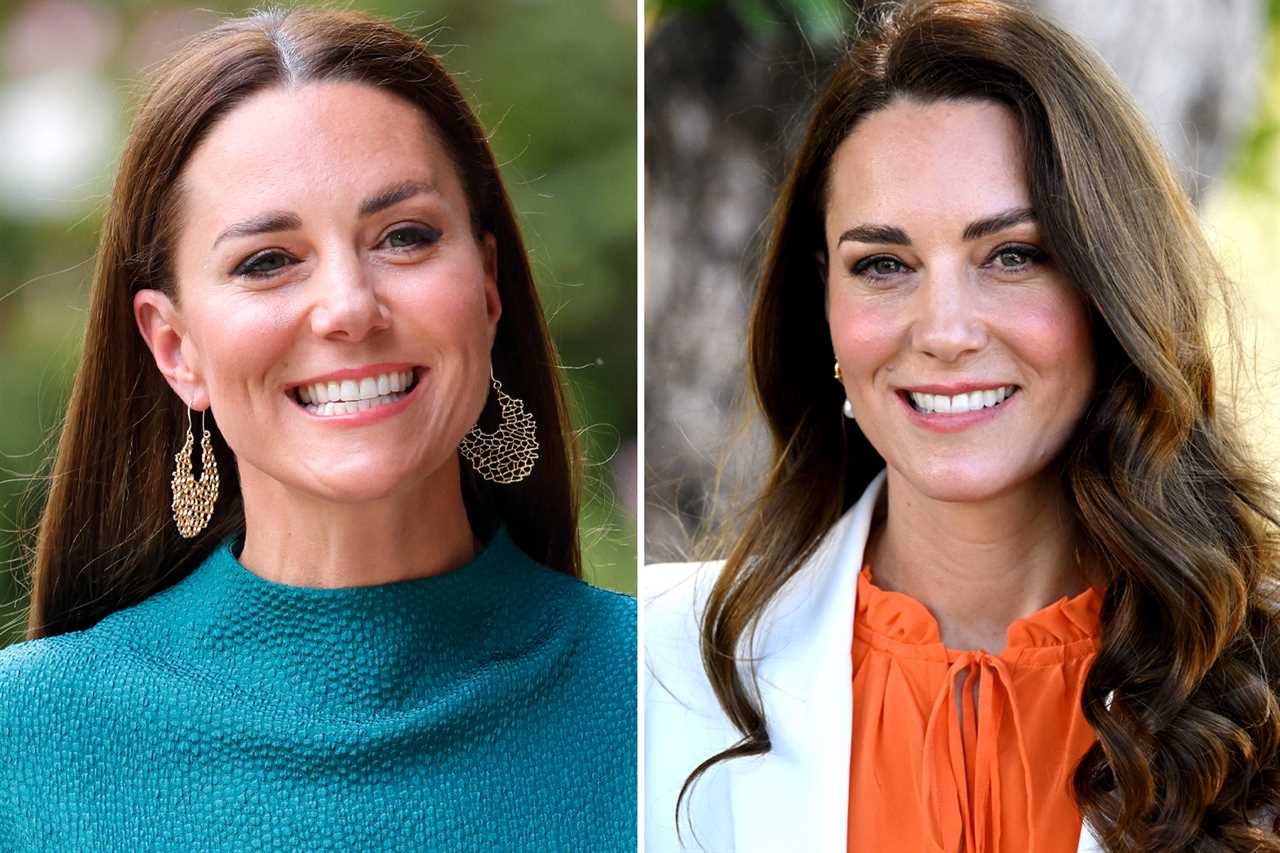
[848, 565, 1102, 853]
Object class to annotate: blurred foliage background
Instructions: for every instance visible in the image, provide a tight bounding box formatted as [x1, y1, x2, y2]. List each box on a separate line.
[0, 0, 638, 645]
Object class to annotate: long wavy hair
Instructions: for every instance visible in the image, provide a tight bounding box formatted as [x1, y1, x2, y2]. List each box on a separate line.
[23, 7, 581, 640]
[684, 0, 1280, 849]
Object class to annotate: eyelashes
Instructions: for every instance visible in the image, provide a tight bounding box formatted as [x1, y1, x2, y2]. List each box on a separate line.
[849, 243, 1050, 282]
[231, 224, 443, 280]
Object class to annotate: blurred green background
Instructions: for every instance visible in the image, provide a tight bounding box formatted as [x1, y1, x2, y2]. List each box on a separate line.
[0, 0, 638, 645]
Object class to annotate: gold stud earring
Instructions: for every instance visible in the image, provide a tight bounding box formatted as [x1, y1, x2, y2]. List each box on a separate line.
[172, 407, 219, 538]
[834, 359, 842, 380]
[458, 368, 538, 484]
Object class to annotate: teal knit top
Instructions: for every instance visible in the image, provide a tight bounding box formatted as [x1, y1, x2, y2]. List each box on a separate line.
[0, 528, 636, 851]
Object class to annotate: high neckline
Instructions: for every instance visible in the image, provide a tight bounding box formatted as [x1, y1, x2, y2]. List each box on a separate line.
[105, 527, 561, 721]
[855, 564, 1102, 664]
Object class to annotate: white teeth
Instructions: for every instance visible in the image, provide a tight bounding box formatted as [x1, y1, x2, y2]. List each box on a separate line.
[293, 368, 419, 415]
[908, 385, 1016, 415]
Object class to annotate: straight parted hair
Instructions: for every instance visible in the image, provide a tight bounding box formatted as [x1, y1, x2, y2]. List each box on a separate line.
[25, 8, 581, 640]
[685, 0, 1280, 849]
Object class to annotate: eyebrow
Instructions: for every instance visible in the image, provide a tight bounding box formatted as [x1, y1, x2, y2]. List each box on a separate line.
[210, 179, 438, 250]
[836, 207, 1037, 246]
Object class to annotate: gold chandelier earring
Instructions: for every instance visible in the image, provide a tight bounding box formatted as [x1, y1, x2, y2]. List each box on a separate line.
[172, 407, 220, 538]
[458, 367, 538, 484]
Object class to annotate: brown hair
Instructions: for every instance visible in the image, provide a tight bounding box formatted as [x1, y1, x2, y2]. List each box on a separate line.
[24, 7, 581, 639]
[685, 0, 1280, 849]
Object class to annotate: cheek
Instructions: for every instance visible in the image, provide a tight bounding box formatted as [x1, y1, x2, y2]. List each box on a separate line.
[188, 295, 297, 389]
[395, 262, 492, 346]
[828, 290, 902, 388]
[1011, 287, 1095, 394]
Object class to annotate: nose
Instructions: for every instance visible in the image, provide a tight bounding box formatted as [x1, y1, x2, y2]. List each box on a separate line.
[308, 251, 391, 342]
[909, 264, 987, 362]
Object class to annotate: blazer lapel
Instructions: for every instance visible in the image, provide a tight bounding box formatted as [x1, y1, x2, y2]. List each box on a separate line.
[1077, 822, 1104, 852]
[727, 471, 885, 851]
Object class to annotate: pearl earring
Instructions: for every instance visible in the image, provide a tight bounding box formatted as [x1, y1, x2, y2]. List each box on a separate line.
[842, 399, 855, 419]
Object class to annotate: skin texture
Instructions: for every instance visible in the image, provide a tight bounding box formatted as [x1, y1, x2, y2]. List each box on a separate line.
[824, 97, 1096, 652]
[134, 81, 500, 588]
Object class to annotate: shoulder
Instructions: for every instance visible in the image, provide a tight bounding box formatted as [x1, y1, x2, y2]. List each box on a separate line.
[641, 559, 724, 712]
[0, 611, 151, 716]
[560, 574, 637, 672]
[521, 555, 636, 635]
[0, 630, 112, 780]
[515, 557, 636, 682]
[0, 628, 111, 700]
[643, 559, 721, 651]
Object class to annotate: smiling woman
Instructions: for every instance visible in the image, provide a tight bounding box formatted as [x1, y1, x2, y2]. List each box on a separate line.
[644, 0, 1280, 851]
[0, 7, 634, 851]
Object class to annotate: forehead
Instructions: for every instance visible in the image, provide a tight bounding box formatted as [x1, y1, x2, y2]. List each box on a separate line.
[826, 97, 1029, 227]
[179, 80, 456, 217]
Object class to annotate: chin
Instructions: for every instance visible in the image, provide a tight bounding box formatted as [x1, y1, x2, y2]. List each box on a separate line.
[301, 459, 438, 504]
[896, 457, 1034, 505]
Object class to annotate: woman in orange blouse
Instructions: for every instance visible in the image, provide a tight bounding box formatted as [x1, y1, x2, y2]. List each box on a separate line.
[644, 1, 1280, 851]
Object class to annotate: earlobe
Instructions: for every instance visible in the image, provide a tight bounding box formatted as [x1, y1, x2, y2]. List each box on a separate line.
[133, 289, 209, 410]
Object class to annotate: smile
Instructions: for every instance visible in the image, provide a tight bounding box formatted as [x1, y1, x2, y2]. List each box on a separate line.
[290, 368, 420, 418]
[906, 384, 1017, 414]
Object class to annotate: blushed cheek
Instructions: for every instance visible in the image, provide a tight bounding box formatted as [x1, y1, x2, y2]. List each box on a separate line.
[191, 298, 300, 416]
[829, 295, 903, 391]
[1025, 289, 1093, 379]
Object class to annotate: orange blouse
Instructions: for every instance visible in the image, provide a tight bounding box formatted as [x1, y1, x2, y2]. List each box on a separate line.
[848, 565, 1103, 853]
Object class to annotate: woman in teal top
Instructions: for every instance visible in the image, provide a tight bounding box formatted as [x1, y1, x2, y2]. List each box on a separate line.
[0, 7, 635, 851]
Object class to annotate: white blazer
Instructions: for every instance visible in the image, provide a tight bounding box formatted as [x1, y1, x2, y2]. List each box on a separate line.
[643, 470, 1104, 852]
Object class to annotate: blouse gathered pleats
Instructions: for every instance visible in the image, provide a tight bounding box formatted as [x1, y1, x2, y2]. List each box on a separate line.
[849, 565, 1103, 853]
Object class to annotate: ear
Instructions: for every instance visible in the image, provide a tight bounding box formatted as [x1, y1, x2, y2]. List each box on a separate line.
[480, 232, 502, 342]
[133, 289, 210, 410]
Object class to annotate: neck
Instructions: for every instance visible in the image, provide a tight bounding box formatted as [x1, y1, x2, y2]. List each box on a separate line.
[866, 467, 1087, 654]
[235, 455, 477, 588]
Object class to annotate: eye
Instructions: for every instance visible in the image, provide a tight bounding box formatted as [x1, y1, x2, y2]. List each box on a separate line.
[380, 224, 441, 251]
[234, 250, 294, 279]
[988, 244, 1047, 271]
[852, 254, 910, 279]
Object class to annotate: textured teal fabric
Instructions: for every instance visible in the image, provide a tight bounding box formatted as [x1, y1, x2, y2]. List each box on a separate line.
[0, 528, 636, 851]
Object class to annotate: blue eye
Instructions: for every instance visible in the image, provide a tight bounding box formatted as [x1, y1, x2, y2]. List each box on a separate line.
[382, 225, 441, 250]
